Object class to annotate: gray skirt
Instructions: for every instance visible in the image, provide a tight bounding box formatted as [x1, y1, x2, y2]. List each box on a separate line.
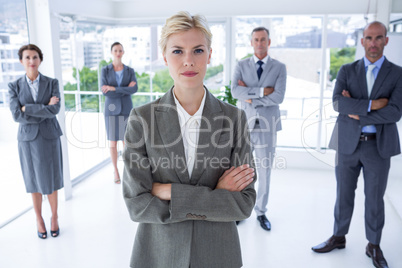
[18, 133, 63, 195]
[105, 115, 129, 141]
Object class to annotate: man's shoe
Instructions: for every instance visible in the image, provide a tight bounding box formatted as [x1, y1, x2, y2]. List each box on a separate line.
[366, 243, 389, 268]
[311, 235, 346, 253]
[257, 215, 271, 231]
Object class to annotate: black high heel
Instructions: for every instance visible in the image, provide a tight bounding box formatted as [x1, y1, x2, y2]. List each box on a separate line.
[37, 230, 47, 239]
[50, 229, 60, 237]
[37, 220, 47, 239]
[50, 218, 60, 238]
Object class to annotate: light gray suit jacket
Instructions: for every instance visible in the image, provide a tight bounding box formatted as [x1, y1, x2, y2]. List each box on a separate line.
[8, 74, 62, 141]
[122, 88, 256, 268]
[329, 58, 402, 158]
[101, 63, 138, 116]
[232, 56, 286, 132]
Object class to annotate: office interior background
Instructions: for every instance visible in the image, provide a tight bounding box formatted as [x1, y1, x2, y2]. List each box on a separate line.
[1, 0, 402, 267]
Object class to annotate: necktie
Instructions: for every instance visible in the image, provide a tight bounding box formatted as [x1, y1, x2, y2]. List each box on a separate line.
[366, 64, 376, 97]
[257, 60, 263, 80]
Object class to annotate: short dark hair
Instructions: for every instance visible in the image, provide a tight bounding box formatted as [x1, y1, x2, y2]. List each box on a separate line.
[251, 27, 270, 39]
[111, 42, 123, 51]
[363, 21, 388, 37]
[18, 44, 43, 61]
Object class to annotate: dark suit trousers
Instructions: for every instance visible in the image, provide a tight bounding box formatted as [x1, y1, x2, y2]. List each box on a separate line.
[333, 139, 390, 244]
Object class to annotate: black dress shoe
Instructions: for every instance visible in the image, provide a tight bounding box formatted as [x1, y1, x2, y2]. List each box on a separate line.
[257, 215, 271, 231]
[366, 243, 388, 268]
[311, 235, 346, 253]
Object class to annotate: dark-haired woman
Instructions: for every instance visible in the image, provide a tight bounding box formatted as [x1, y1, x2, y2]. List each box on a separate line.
[9, 44, 63, 239]
[101, 42, 138, 184]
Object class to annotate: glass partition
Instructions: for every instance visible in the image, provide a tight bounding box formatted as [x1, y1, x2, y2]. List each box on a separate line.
[0, 0, 30, 226]
[234, 15, 371, 149]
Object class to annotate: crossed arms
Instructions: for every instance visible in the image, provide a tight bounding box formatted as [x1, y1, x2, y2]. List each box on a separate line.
[231, 61, 286, 107]
[101, 67, 138, 98]
[333, 65, 402, 125]
[123, 109, 256, 224]
[9, 79, 60, 124]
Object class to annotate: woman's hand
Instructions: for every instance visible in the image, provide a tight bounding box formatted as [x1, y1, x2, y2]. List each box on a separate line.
[128, 81, 137, 87]
[48, 96, 59, 105]
[216, 164, 254, 192]
[152, 183, 172, 201]
[101, 85, 116, 93]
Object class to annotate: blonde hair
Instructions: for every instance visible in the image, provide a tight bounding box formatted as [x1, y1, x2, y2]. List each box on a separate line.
[159, 11, 212, 54]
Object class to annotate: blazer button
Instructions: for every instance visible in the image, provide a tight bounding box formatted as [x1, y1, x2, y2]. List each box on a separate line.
[108, 104, 116, 111]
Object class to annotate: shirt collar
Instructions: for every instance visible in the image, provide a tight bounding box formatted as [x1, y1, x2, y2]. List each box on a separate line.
[25, 73, 40, 85]
[253, 54, 269, 65]
[364, 56, 385, 70]
[173, 87, 206, 127]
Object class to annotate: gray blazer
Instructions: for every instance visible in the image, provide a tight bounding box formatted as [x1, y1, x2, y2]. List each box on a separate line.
[329, 58, 402, 158]
[8, 74, 62, 141]
[122, 88, 256, 268]
[231, 56, 287, 131]
[101, 63, 138, 116]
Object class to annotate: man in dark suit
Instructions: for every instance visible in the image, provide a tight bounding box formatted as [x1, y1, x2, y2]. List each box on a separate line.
[312, 21, 402, 268]
[232, 27, 286, 231]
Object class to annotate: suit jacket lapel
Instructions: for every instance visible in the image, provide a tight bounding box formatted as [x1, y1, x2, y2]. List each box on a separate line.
[108, 64, 118, 86]
[121, 65, 130, 86]
[19, 78, 35, 104]
[190, 90, 223, 183]
[356, 59, 369, 99]
[36, 74, 48, 104]
[260, 57, 274, 84]
[248, 57, 259, 82]
[155, 88, 189, 183]
[371, 58, 391, 99]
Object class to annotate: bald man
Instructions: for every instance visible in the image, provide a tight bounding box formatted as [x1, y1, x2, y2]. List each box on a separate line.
[312, 21, 402, 268]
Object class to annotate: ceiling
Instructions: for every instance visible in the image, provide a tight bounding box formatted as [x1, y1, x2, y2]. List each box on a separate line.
[52, 0, 402, 20]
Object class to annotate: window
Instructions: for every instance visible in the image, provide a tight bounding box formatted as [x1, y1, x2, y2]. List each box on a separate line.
[60, 19, 111, 179]
[0, 0, 30, 226]
[234, 15, 370, 149]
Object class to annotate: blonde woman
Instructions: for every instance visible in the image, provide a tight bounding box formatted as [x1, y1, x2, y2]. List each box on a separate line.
[123, 12, 256, 268]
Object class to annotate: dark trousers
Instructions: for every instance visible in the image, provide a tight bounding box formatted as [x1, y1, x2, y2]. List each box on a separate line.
[333, 139, 390, 244]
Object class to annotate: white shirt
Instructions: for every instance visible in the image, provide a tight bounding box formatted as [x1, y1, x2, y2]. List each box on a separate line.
[26, 74, 40, 102]
[173, 88, 206, 177]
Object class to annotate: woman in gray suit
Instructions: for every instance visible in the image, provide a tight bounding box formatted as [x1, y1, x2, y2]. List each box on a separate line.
[123, 12, 256, 268]
[101, 42, 138, 184]
[9, 44, 63, 239]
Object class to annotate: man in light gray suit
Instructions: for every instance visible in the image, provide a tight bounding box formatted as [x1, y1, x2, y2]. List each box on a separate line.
[232, 26, 287, 231]
[312, 21, 402, 268]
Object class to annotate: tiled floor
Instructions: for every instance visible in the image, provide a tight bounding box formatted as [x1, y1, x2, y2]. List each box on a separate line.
[0, 160, 401, 268]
